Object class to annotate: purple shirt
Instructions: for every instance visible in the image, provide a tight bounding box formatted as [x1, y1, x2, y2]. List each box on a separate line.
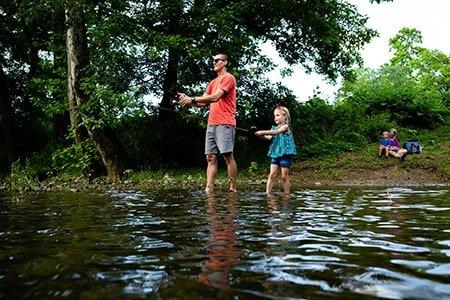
[390, 138, 400, 150]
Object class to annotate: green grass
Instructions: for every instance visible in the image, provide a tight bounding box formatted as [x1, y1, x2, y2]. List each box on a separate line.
[293, 123, 450, 181]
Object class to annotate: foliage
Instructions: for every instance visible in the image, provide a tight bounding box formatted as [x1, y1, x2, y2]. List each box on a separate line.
[51, 140, 101, 176]
[293, 97, 335, 142]
[3, 160, 38, 192]
[299, 139, 360, 160]
[337, 28, 449, 129]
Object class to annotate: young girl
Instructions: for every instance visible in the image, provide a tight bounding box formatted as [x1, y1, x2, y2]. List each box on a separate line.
[388, 128, 408, 161]
[255, 106, 297, 195]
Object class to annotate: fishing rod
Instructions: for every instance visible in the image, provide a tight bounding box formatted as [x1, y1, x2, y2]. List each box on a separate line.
[143, 89, 181, 112]
[143, 87, 260, 135]
[143, 93, 258, 135]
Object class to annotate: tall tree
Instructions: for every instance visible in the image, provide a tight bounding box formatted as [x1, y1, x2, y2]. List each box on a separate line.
[337, 28, 449, 128]
[0, 65, 17, 163]
[65, 2, 89, 145]
[128, 0, 389, 109]
[65, 1, 127, 180]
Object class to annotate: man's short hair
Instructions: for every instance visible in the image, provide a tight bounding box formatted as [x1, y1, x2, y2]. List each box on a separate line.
[216, 53, 228, 61]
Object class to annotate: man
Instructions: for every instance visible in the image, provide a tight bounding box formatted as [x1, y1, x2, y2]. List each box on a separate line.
[178, 53, 237, 193]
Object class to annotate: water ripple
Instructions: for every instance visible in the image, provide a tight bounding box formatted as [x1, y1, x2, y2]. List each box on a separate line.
[95, 269, 167, 294]
[268, 270, 340, 292]
[349, 238, 430, 253]
[391, 259, 450, 276]
[349, 267, 450, 300]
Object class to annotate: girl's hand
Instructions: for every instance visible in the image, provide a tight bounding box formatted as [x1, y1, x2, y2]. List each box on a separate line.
[255, 130, 263, 136]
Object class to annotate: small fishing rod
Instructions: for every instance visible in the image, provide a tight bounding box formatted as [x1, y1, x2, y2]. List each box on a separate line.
[235, 125, 258, 134]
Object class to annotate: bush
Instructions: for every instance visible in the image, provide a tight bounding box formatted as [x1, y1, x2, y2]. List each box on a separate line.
[338, 65, 448, 129]
[298, 139, 361, 160]
[52, 140, 101, 176]
[292, 97, 335, 143]
[3, 160, 38, 192]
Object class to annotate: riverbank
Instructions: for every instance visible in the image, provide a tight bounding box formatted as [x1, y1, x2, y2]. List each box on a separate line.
[1, 138, 449, 193]
[289, 147, 450, 188]
[2, 154, 448, 195]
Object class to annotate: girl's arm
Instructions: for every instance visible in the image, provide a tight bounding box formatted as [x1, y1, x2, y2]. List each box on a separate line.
[255, 124, 289, 139]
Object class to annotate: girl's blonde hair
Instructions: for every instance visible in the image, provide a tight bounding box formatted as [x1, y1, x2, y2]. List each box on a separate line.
[275, 106, 291, 124]
[389, 128, 397, 137]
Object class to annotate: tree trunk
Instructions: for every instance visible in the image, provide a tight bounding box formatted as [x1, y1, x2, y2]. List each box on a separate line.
[159, 2, 182, 121]
[0, 65, 17, 163]
[87, 127, 126, 181]
[51, 12, 71, 143]
[160, 49, 179, 121]
[65, 4, 126, 181]
[65, 4, 89, 145]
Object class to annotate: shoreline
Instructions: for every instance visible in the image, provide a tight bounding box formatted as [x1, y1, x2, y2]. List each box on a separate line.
[1, 174, 448, 194]
[2, 150, 449, 193]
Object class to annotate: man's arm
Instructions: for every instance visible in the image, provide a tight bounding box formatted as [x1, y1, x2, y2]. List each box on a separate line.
[178, 89, 225, 107]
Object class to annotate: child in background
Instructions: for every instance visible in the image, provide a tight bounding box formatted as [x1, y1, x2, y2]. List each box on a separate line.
[378, 131, 390, 157]
[255, 106, 297, 196]
[388, 128, 408, 161]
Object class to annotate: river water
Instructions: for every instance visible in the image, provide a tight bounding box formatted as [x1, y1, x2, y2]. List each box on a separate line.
[0, 188, 449, 299]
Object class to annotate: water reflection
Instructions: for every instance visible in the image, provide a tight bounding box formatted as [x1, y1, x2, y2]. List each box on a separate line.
[199, 192, 242, 289]
[0, 188, 449, 299]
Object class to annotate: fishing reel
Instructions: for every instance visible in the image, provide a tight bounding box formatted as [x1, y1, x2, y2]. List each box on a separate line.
[236, 125, 258, 135]
[170, 92, 181, 104]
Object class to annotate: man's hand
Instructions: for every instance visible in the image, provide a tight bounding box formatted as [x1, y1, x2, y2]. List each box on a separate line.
[178, 93, 194, 107]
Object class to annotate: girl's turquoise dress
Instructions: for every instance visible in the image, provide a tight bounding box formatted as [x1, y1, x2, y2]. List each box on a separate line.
[267, 125, 297, 158]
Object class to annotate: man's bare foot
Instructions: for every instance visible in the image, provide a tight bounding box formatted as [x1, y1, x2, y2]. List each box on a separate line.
[205, 185, 214, 194]
[228, 178, 237, 193]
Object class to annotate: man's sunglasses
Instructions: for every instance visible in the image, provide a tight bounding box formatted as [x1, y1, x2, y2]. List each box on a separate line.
[213, 58, 226, 63]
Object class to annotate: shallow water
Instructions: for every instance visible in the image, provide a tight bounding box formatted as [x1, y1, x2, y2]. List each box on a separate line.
[0, 188, 449, 299]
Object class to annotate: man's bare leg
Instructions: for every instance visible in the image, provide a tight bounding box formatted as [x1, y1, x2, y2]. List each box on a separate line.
[223, 152, 237, 192]
[205, 154, 218, 193]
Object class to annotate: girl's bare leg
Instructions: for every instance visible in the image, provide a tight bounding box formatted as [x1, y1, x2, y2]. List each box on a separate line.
[281, 167, 291, 196]
[266, 164, 278, 195]
[398, 149, 408, 161]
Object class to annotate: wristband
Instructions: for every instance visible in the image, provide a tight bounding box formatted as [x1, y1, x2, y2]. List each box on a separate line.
[191, 97, 196, 104]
